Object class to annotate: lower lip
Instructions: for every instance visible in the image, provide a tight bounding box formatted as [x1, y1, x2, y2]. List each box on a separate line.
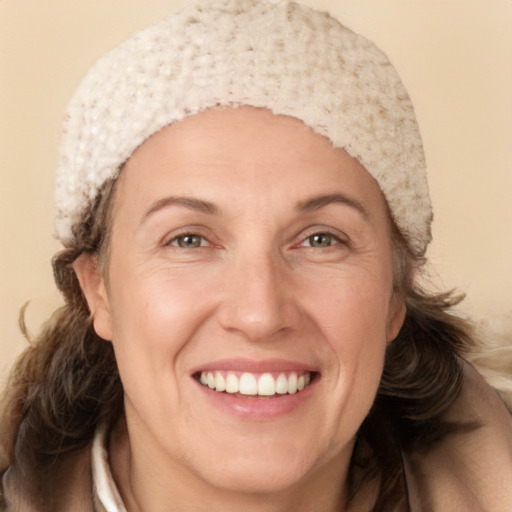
[194, 378, 318, 420]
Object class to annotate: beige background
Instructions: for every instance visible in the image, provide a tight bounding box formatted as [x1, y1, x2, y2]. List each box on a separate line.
[1, 0, 511, 381]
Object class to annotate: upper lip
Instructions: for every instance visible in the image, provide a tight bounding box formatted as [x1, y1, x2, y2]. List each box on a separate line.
[190, 357, 318, 375]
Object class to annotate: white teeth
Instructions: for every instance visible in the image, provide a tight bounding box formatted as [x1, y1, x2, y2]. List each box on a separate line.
[225, 373, 239, 393]
[258, 373, 276, 396]
[239, 373, 258, 395]
[275, 373, 288, 394]
[215, 372, 226, 392]
[199, 370, 313, 396]
[288, 373, 298, 394]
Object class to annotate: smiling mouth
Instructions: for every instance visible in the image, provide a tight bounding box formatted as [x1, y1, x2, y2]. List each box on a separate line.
[195, 370, 315, 398]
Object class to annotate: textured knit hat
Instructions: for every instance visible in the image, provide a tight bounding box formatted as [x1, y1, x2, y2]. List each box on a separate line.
[55, 0, 432, 257]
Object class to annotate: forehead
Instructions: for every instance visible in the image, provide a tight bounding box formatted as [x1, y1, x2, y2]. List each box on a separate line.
[114, 106, 389, 225]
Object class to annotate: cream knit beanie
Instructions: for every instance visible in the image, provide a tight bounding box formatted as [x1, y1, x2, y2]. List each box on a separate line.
[55, 0, 432, 257]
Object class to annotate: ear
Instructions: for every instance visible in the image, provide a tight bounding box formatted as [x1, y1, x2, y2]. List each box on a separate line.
[73, 253, 113, 341]
[386, 295, 406, 343]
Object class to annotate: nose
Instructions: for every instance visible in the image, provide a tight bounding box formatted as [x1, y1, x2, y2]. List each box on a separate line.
[217, 251, 300, 343]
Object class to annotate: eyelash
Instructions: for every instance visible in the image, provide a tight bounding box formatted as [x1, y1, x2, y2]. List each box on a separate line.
[166, 232, 210, 249]
[298, 232, 344, 249]
[165, 229, 346, 251]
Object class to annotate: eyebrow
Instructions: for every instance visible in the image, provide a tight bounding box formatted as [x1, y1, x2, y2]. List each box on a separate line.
[141, 196, 220, 223]
[141, 192, 369, 224]
[296, 193, 370, 220]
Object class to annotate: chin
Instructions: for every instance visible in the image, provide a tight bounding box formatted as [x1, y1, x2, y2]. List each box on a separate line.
[204, 459, 311, 495]
[187, 435, 334, 496]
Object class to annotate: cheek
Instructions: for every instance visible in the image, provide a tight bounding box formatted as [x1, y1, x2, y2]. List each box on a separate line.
[307, 264, 393, 344]
[302, 267, 391, 420]
[104, 272, 193, 391]
[104, 258, 224, 399]
[325, 286, 389, 392]
[109, 281, 192, 356]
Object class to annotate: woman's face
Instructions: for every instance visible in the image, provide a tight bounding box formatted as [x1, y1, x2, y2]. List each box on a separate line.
[83, 107, 405, 496]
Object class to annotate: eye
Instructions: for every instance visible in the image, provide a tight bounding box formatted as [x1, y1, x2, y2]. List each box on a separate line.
[303, 232, 339, 248]
[169, 234, 208, 249]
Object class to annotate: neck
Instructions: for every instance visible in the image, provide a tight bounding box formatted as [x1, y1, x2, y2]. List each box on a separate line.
[109, 416, 356, 512]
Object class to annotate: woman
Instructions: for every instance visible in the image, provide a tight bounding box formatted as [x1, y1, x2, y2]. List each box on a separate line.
[1, 1, 511, 510]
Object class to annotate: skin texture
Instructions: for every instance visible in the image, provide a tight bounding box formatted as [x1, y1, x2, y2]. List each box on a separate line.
[74, 107, 406, 512]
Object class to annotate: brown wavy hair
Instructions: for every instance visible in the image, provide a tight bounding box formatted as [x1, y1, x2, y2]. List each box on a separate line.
[0, 177, 474, 510]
